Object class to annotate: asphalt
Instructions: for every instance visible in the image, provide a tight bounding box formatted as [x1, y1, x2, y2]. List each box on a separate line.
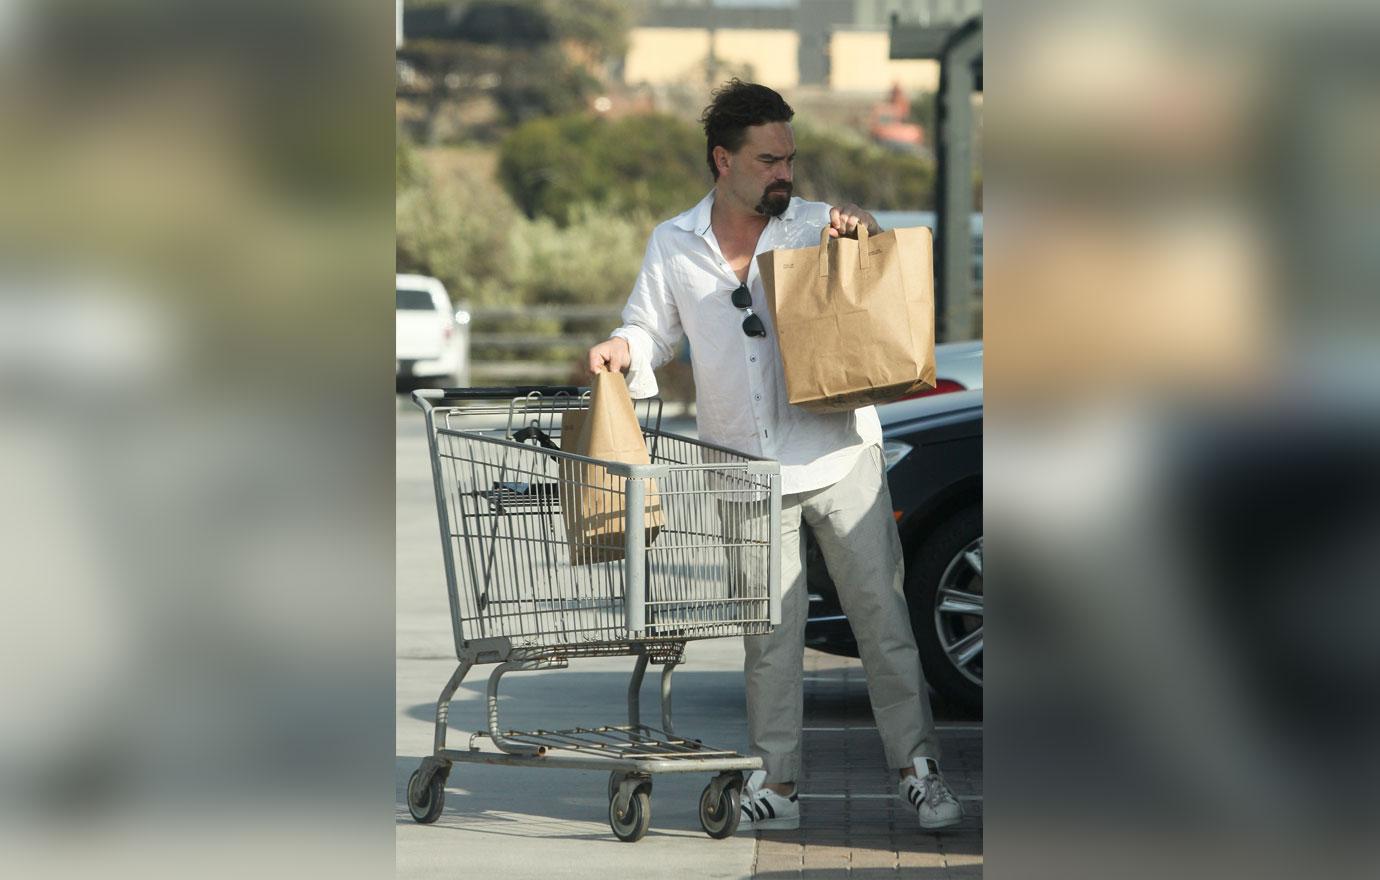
[395, 397, 982, 878]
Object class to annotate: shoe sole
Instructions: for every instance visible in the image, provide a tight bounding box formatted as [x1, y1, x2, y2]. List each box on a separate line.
[918, 814, 963, 830]
[741, 816, 801, 831]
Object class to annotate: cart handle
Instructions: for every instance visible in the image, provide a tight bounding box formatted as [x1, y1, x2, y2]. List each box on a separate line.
[411, 386, 588, 409]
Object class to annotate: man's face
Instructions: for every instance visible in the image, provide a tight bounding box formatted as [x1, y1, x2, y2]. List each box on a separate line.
[722, 122, 795, 217]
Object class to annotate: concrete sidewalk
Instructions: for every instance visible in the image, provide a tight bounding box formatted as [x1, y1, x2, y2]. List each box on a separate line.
[751, 649, 984, 878]
[394, 649, 984, 879]
[395, 399, 983, 878]
[396, 402, 760, 877]
[396, 641, 763, 879]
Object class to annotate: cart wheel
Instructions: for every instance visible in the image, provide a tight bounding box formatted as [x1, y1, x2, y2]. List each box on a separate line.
[609, 771, 651, 801]
[607, 771, 627, 802]
[699, 777, 742, 839]
[609, 786, 651, 843]
[407, 767, 446, 824]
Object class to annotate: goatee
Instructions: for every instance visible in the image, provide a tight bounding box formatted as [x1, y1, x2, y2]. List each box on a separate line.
[755, 185, 792, 217]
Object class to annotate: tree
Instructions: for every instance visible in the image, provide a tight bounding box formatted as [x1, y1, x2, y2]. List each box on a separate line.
[398, 0, 639, 139]
[545, 0, 640, 60]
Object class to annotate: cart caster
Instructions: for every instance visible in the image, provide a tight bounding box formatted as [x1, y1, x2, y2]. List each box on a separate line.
[407, 766, 447, 824]
[699, 772, 743, 839]
[608, 771, 653, 801]
[609, 782, 652, 842]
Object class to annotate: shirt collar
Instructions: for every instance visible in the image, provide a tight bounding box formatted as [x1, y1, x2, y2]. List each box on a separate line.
[672, 188, 801, 237]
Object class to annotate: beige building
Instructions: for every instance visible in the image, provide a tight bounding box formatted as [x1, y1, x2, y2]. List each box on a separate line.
[827, 30, 939, 93]
[713, 29, 800, 89]
[625, 28, 801, 90]
[624, 26, 936, 94]
[623, 27, 714, 86]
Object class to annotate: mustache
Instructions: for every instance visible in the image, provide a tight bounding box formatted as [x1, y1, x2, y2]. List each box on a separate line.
[765, 184, 792, 195]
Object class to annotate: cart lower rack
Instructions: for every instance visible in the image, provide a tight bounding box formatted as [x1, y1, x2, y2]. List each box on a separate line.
[407, 387, 782, 842]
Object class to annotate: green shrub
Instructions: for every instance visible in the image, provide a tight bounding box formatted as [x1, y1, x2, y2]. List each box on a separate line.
[396, 128, 424, 190]
[497, 114, 606, 222]
[508, 202, 656, 306]
[395, 155, 519, 307]
[792, 125, 934, 210]
[396, 143, 655, 312]
[601, 114, 708, 215]
[498, 113, 935, 223]
[498, 113, 706, 225]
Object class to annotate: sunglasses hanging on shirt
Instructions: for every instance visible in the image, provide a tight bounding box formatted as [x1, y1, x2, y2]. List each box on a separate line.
[731, 284, 767, 338]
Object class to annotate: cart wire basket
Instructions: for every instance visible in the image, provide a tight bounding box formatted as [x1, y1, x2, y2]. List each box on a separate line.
[406, 386, 781, 841]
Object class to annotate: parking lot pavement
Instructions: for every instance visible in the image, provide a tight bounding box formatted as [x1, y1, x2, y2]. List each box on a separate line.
[751, 649, 984, 878]
[396, 396, 982, 878]
[396, 644, 762, 879]
[396, 399, 758, 878]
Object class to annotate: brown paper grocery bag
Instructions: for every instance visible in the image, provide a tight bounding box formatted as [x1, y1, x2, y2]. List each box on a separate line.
[759, 225, 936, 412]
[559, 370, 664, 565]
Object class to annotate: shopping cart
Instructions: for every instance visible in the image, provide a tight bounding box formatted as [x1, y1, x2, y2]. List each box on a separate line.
[407, 386, 781, 842]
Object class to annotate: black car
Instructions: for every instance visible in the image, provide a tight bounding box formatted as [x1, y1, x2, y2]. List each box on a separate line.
[805, 389, 983, 710]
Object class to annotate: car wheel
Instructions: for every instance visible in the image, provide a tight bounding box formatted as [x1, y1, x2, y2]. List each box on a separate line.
[905, 506, 983, 711]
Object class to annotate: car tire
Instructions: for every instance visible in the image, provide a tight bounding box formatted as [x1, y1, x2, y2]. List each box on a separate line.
[905, 505, 983, 712]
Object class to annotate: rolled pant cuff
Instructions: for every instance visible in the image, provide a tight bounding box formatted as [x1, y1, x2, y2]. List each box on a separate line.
[758, 754, 801, 786]
[892, 739, 944, 771]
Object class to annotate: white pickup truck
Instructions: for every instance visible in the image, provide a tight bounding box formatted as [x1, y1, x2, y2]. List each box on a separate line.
[396, 273, 468, 386]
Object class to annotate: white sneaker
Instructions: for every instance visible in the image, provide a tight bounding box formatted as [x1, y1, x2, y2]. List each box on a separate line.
[900, 759, 963, 829]
[738, 769, 800, 831]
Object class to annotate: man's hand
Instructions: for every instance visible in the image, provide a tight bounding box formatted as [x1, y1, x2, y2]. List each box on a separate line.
[586, 336, 631, 376]
[828, 203, 881, 238]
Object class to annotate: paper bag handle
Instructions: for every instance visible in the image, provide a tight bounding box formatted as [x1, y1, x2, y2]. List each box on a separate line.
[817, 223, 870, 277]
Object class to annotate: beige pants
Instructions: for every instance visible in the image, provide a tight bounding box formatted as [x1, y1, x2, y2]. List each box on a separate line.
[742, 444, 939, 783]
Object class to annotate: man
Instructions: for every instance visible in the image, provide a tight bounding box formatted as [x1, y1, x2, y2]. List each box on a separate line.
[585, 80, 962, 832]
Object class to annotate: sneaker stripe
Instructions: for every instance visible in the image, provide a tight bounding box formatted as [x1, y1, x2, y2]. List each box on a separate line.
[763, 800, 776, 820]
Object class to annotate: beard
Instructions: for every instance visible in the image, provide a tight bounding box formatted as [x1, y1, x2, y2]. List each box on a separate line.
[754, 183, 793, 217]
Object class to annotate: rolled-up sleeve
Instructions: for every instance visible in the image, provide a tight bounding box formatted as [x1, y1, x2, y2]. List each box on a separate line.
[610, 231, 682, 399]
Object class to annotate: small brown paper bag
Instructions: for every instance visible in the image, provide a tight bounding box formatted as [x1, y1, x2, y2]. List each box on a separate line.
[559, 370, 664, 565]
[759, 224, 936, 412]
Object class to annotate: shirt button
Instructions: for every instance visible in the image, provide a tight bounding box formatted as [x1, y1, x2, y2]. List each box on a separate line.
[754, 394, 761, 401]
[750, 356, 757, 363]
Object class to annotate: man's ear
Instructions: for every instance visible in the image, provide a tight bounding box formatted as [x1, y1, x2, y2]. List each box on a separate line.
[713, 145, 731, 177]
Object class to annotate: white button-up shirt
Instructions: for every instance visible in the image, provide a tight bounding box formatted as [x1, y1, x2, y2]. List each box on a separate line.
[611, 189, 882, 495]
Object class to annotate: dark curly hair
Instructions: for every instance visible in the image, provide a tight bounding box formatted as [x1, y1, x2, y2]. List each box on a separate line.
[699, 79, 795, 180]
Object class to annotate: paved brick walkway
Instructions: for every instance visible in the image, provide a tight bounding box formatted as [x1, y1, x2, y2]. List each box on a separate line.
[751, 650, 983, 878]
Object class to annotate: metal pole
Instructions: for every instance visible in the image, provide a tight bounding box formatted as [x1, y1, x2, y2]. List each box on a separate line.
[625, 478, 647, 636]
[935, 17, 982, 341]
